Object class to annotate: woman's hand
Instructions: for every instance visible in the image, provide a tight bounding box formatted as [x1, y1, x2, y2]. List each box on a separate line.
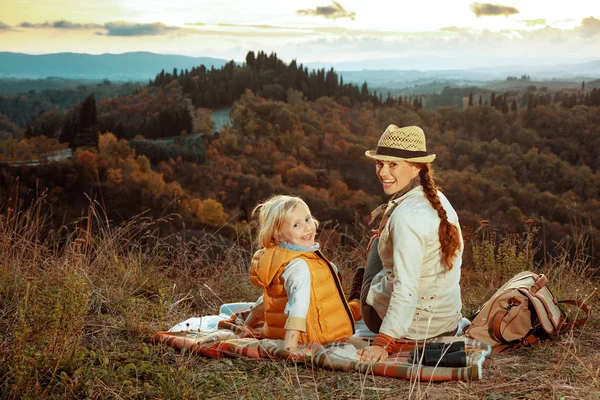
[358, 345, 389, 362]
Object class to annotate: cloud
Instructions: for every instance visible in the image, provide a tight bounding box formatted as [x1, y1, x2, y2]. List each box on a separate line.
[579, 16, 600, 38]
[184, 22, 372, 38]
[297, 1, 356, 20]
[470, 3, 519, 17]
[440, 26, 472, 33]
[102, 21, 179, 36]
[216, 23, 283, 30]
[19, 20, 102, 29]
[519, 19, 546, 27]
[553, 18, 574, 24]
[17, 19, 186, 37]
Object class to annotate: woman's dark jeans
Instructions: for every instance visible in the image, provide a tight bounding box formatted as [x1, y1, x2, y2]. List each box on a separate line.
[360, 237, 383, 333]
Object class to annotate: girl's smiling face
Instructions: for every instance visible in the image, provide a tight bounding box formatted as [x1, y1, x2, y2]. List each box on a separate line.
[279, 202, 316, 248]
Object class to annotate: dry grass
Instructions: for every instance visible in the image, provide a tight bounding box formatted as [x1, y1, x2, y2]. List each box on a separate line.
[0, 197, 598, 399]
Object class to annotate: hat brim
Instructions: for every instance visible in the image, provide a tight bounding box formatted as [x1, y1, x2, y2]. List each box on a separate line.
[365, 150, 436, 163]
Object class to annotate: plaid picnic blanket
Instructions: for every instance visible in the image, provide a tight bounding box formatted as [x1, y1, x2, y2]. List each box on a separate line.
[152, 306, 490, 382]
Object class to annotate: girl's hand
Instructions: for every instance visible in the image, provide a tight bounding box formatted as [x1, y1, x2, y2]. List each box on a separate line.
[283, 329, 301, 351]
[358, 345, 389, 362]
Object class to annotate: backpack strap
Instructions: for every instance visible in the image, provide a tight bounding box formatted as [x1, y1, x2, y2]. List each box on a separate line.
[489, 308, 509, 344]
[492, 332, 537, 353]
[558, 300, 591, 329]
[530, 274, 548, 294]
[489, 297, 523, 344]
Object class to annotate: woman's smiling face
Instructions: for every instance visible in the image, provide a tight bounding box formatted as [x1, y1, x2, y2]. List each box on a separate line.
[375, 160, 420, 195]
[279, 202, 316, 247]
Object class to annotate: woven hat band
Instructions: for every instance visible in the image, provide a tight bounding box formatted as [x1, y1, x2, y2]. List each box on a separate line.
[375, 146, 429, 159]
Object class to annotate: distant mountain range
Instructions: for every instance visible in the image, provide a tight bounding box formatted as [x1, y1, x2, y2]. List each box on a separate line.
[0, 52, 231, 81]
[326, 60, 600, 84]
[1, 51, 599, 91]
[307, 56, 600, 79]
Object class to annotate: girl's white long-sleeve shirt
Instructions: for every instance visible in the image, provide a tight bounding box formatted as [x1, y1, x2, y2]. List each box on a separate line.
[365, 186, 463, 340]
[250, 255, 339, 332]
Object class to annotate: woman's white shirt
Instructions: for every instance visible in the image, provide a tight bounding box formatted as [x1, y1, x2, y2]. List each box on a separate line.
[366, 186, 463, 340]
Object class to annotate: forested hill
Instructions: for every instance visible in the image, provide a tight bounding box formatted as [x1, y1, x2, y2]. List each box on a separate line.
[1, 50, 599, 267]
[148, 50, 388, 109]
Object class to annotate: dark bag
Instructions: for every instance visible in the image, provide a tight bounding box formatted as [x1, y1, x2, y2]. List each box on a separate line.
[464, 271, 590, 352]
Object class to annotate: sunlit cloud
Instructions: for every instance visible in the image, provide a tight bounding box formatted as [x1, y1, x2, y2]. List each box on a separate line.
[181, 24, 318, 38]
[185, 22, 397, 38]
[551, 18, 578, 30]
[470, 3, 519, 17]
[297, 1, 356, 20]
[440, 27, 473, 33]
[553, 18, 575, 24]
[520, 19, 546, 27]
[102, 22, 179, 36]
[578, 16, 600, 38]
[19, 20, 102, 29]
[17, 19, 190, 37]
[216, 23, 282, 30]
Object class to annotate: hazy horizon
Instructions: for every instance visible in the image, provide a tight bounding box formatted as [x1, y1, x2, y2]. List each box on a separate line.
[1, 50, 599, 74]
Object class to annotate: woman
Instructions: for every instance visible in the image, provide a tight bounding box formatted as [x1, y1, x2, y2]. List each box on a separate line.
[356, 124, 463, 363]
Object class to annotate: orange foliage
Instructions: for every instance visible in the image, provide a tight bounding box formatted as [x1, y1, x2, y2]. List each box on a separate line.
[74, 150, 100, 181]
[286, 165, 318, 187]
[193, 198, 228, 226]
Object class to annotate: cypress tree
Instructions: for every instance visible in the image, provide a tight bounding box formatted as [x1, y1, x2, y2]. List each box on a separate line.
[73, 94, 99, 149]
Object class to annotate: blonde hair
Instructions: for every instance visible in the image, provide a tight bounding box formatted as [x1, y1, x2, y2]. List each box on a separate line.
[253, 195, 319, 248]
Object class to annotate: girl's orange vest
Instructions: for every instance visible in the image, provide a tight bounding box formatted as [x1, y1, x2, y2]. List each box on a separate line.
[249, 246, 355, 344]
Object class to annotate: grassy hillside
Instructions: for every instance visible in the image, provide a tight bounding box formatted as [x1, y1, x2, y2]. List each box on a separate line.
[0, 197, 597, 399]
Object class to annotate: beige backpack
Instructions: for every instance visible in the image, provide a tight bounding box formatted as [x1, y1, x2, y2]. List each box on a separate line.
[464, 271, 590, 352]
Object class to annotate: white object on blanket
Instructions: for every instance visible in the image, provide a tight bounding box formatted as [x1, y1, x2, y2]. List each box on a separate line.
[169, 302, 255, 332]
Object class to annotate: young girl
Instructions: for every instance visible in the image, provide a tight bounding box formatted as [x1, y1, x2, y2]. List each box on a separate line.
[244, 195, 361, 351]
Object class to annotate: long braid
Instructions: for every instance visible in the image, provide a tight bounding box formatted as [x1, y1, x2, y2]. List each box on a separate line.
[416, 163, 461, 269]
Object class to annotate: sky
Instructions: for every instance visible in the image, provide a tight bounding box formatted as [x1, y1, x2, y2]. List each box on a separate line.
[1, 0, 600, 69]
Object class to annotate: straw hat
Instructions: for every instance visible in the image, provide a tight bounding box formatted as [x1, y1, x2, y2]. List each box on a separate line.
[365, 124, 436, 163]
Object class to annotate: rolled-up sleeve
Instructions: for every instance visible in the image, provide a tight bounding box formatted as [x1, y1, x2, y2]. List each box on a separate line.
[281, 258, 311, 332]
[379, 211, 427, 339]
